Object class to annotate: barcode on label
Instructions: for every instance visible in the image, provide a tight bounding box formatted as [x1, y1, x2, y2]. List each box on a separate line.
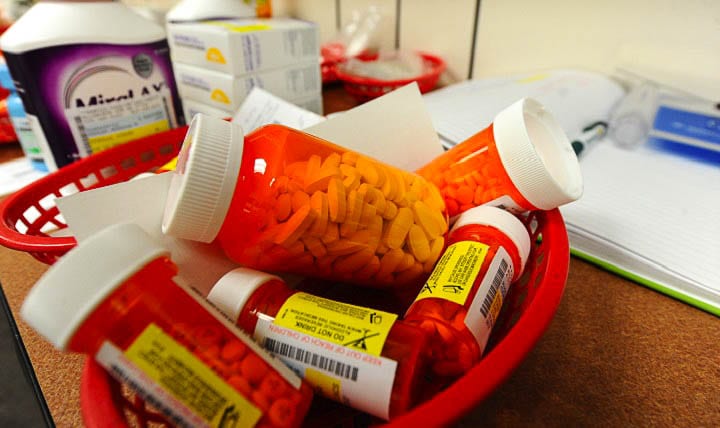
[108, 363, 191, 428]
[480, 259, 509, 317]
[73, 116, 91, 154]
[264, 338, 359, 381]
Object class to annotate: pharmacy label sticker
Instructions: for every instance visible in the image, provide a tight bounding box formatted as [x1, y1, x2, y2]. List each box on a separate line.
[123, 324, 262, 427]
[96, 341, 209, 428]
[415, 241, 489, 306]
[256, 316, 397, 420]
[273, 292, 397, 356]
[464, 246, 514, 351]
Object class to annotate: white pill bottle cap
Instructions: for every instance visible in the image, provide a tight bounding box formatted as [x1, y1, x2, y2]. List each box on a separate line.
[451, 205, 532, 273]
[21, 223, 168, 350]
[163, 114, 245, 243]
[493, 98, 583, 210]
[207, 268, 282, 322]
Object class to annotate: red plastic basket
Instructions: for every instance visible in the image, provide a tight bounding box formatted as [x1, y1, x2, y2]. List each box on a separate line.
[334, 52, 446, 102]
[0, 131, 569, 427]
[0, 126, 188, 264]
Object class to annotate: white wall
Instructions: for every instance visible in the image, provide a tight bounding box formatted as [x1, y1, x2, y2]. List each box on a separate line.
[123, 0, 720, 94]
[472, 0, 720, 96]
[284, 0, 481, 82]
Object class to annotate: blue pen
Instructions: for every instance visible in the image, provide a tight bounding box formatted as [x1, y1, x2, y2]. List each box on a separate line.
[572, 121, 608, 157]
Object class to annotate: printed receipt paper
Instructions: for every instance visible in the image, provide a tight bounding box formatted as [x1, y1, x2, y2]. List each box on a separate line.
[56, 84, 443, 293]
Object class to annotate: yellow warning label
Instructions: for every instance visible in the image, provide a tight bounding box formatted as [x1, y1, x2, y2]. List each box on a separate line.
[305, 367, 342, 402]
[273, 293, 397, 356]
[125, 324, 262, 427]
[88, 119, 169, 153]
[415, 241, 489, 305]
[205, 21, 271, 33]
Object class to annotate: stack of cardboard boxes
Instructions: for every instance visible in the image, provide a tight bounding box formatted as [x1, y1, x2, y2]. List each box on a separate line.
[167, 18, 323, 120]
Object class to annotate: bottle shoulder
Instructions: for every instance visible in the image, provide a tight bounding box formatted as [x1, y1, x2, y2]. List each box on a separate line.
[0, 2, 166, 53]
[166, 0, 255, 22]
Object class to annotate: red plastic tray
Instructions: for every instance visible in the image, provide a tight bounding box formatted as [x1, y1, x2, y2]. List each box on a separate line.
[0, 126, 188, 264]
[334, 52, 446, 102]
[0, 128, 569, 427]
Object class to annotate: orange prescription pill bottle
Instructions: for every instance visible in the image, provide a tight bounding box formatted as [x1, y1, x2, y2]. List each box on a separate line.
[21, 223, 313, 428]
[417, 98, 583, 217]
[162, 114, 449, 288]
[403, 206, 530, 378]
[207, 267, 431, 420]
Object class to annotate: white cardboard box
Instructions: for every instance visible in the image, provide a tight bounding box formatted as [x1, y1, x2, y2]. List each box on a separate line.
[174, 61, 322, 112]
[181, 98, 233, 121]
[167, 17, 319, 75]
[182, 94, 324, 121]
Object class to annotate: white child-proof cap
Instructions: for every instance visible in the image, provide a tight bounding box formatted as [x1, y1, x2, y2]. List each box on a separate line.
[492, 98, 583, 210]
[207, 268, 281, 322]
[21, 223, 169, 350]
[162, 114, 245, 243]
[451, 205, 531, 273]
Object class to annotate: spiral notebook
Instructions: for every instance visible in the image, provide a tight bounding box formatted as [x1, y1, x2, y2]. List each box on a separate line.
[559, 141, 720, 316]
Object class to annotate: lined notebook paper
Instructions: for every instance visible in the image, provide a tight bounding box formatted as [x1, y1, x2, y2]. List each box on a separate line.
[560, 141, 720, 315]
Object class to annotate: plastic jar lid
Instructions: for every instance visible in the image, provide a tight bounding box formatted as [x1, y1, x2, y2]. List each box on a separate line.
[207, 268, 281, 322]
[162, 114, 245, 243]
[451, 205, 531, 272]
[20, 223, 168, 350]
[493, 98, 583, 210]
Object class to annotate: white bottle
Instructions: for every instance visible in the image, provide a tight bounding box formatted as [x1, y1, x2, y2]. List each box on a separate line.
[0, 0, 185, 170]
[166, 0, 256, 23]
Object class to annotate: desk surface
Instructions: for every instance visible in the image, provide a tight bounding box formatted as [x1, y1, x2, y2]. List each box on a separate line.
[1, 85, 719, 427]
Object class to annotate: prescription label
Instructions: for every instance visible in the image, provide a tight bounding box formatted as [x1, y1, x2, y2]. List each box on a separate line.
[273, 292, 397, 356]
[123, 324, 262, 428]
[255, 316, 397, 420]
[415, 241, 489, 306]
[464, 247, 514, 351]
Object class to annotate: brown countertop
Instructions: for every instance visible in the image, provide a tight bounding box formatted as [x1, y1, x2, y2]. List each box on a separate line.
[1, 85, 719, 427]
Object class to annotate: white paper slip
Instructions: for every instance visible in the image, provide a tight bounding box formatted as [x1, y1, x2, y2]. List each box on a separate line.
[306, 83, 445, 172]
[56, 173, 239, 296]
[232, 87, 325, 133]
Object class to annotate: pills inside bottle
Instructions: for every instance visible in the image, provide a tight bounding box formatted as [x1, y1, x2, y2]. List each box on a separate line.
[207, 267, 432, 420]
[21, 223, 313, 428]
[417, 98, 583, 217]
[162, 114, 448, 288]
[404, 206, 531, 378]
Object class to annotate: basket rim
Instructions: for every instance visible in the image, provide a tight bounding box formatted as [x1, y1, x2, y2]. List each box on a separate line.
[334, 52, 446, 88]
[0, 126, 188, 260]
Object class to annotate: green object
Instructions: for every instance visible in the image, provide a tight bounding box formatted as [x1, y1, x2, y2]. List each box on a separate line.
[570, 248, 720, 317]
